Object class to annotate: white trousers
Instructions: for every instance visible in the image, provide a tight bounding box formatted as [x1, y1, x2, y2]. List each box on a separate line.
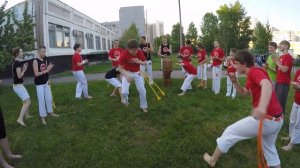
[289, 102, 300, 144]
[140, 60, 153, 83]
[181, 74, 196, 91]
[106, 78, 122, 88]
[121, 72, 147, 109]
[212, 66, 222, 94]
[36, 82, 53, 117]
[197, 63, 207, 80]
[217, 116, 283, 167]
[226, 74, 237, 97]
[73, 70, 89, 98]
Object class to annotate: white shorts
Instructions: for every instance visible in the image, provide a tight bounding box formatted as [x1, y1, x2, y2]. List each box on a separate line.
[13, 84, 30, 101]
[106, 78, 122, 88]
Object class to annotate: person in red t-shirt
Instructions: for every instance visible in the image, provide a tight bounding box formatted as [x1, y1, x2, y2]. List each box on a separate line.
[179, 40, 194, 76]
[72, 43, 92, 99]
[281, 69, 300, 151]
[203, 51, 283, 168]
[108, 39, 123, 67]
[225, 48, 238, 99]
[275, 40, 293, 114]
[210, 40, 225, 95]
[196, 43, 207, 88]
[118, 39, 148, 113]
[176, 61, 197, 96]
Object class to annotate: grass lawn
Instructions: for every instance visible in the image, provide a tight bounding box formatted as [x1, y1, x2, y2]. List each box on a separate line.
[1, 78, 300, 168]
[57, 54, 199, 76]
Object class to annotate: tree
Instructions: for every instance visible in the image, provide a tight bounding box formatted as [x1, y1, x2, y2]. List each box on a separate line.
[0, 0, 11, 71]
[252, 21, 273, 54]
[119, 23, 139, 48]
[199, 12, 219, 53]
[216, 1, 252, 54]
[186, 22, 198, 46]
[171, 23, 184, 53]
[13, 1, 35, 52]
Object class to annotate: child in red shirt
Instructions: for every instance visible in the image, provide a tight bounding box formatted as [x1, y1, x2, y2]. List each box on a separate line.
[176, 61, 197, 96]
[225, 48, 238, 99]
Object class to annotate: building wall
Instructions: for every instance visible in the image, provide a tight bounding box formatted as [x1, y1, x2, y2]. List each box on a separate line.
[119, 6, 145, 36]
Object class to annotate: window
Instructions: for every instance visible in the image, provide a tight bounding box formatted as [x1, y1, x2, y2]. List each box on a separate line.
[86, 33, 94, 49]
[95, 36, 101, 50]
[102, 38, 106, 50]
[107, 39, 111, 50]
[73, 30, 85, 49]
[48, 23, 70, 48]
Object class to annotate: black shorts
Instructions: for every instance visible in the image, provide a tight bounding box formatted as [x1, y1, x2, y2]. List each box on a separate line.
[0, 107, 7, 139]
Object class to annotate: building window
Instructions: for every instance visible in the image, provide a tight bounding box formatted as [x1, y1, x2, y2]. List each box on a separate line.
[48, 23, 70, 48]
[102, 38, 106, 50]
[73, 30, 85, 49]
[107, 39, 111, 50]
[95, 36, 101, 50]
[86, 33, 94, 49]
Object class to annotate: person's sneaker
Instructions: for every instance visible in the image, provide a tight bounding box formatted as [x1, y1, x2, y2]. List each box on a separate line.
[141, 108, 148, 113]
[178, 92, 185, 96]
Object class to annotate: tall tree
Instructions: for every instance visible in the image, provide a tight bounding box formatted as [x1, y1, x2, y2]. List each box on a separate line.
[199, 12, 219, 53]
[186, 22, 198, 46]
[237, 16, 253, 50]
[0, 0, 11, 71]
[252, 21, 273, 54]
[171, 23, 184, 53]
[119, 23, 139, 48]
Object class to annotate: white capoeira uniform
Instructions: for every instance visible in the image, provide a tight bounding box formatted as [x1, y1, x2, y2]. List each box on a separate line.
[197, 63, 207, 80]
[105, 67, 122, 88]
[72, 52, 90, 98]
[140, 60, 153, 84]
[211, 48, 224, 94]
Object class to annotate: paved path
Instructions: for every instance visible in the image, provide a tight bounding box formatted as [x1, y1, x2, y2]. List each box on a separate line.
[1, 70, 229, 86]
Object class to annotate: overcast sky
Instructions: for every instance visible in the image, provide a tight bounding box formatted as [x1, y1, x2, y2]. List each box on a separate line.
[4, 0, 300, 34]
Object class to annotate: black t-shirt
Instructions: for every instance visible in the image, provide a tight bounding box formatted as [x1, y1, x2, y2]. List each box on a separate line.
[161, 44, 171, 56]
[34, 58, 49, 85]
[105, 67, 120, 79]
[139, 43, 151, 61]
[12, 60, 24, 84]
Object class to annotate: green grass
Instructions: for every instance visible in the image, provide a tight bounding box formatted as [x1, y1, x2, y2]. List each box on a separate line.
[1, 78, 300, 168]
[57, 54, 199, 76]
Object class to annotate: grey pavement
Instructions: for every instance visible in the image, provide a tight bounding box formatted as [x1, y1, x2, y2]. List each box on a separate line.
[0, 69, 229, 86]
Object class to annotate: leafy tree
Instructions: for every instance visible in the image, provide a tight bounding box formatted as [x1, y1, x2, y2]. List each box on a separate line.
[237, 16, 253, 50]
[171, 23, 184, 53]
[199, 12, 219, 53]
[119, 23, 139, 48]
[0, 0, 11, 71]
[252, 21, 273, 54]
[186, 22, 198, 46]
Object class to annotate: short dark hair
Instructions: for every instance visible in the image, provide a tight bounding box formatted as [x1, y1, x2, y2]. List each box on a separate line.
[234, 51, 254, 67]
[73, 43, 81, 51]
[114, 39, 119, 43]
[140, 36, 146, 40]
[39, 45, 46, 50]
[269, 42, 277, 49]
[12, 48, 21, 58]
[127, 39, 139, 49]
[186, 40, 191, 45]
[197, 43, 204, 49]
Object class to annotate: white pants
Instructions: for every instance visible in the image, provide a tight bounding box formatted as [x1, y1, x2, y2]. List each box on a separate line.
[140, 60, 153, 83]
[13, 84, 30, 101]
[212, 66, 222, 94]
[181, 74, 196, 91]
[36, 82, 53, 117]
[226, 74, 237, 97]
[106, 78, 122, 88]
[217, 116, 283, 167]
[289, 102, 300, 144]
[197, 63, 207, 80]
[121, 72, 147, 109]
[73, 70, 89, 98]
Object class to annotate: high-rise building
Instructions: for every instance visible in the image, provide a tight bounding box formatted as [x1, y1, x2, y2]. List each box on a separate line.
[119, 6, 145, 36]
[101, 21, 121, 36]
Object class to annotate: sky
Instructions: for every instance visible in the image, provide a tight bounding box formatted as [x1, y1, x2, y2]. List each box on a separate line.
[4, 0, 300, 34]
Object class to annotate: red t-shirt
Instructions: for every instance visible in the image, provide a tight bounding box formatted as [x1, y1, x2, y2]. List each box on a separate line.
[197, 49, 206, 63]
[227, 58, 237, 73]
[293, 69, 300, 105]
[180, 46, 193, 62]
[118, 49, 146, 72]
[211, 48, 224, 66]
[72, 52, 83, 71]
[276, 53, 293, 84]
[109, 47, 123, 66]
[245, 67, 282, 116]
[182, 61, 197, 75]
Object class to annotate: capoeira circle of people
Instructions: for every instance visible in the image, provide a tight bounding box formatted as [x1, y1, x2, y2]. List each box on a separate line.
[2, 36, 299, 168]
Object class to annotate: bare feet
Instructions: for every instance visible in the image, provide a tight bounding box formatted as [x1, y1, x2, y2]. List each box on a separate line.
[282, 143, 294, 151]
[25, 115, 32, 119]
[121, 98, 129, 107]
[281, 136, 291, 141]
[84, 96, 93, 99]
[203, 153, 216, 167]
[41, 118, 47, 125]
[2, 163, 14, 168]
[49, 112, 59, 117]
[7, 154, 22, 159]
[110, 93, 117, 97]
[178, 92, 185, 96]
[141, 108, 148, 113]
[17, 119, 26, 127]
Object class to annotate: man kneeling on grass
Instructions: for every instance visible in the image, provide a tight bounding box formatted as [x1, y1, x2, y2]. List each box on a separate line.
[176, 60, 197, 96]
[118, 39, 148, 113]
